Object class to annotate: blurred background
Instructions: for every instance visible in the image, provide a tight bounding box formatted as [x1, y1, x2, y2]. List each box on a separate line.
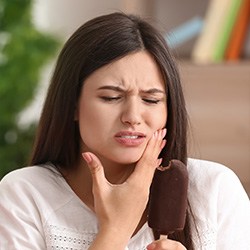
[0, 0, 249, 194]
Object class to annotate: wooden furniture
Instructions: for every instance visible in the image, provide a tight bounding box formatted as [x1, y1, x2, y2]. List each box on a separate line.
[180, 62, 250, 194]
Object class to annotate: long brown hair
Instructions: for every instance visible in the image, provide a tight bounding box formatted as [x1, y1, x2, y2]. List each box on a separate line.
[30, 12, 194, 249]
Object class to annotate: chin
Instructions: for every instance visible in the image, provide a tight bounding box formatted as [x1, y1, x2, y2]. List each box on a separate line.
[96, 146, 145, 165]
[113, 153, 142, 165]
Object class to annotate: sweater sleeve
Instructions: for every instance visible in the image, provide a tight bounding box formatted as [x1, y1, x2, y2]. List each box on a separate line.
[216, 167, 250, 249]
[0, 170, 47, 249]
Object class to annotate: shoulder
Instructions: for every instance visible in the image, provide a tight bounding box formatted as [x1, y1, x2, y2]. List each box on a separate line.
[0, 164, 74, 213]
[0, 166, 77, 248]
[187, 159, 250, 248]
[187, 158, 243, 192]
[0, 164, 63, 193]
[187, 157, 235, 176]
[187, 158, 249, 216]
[1, 164, 59, 183]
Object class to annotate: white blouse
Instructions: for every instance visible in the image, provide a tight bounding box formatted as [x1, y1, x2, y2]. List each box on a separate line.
[0, 158, 249, 250]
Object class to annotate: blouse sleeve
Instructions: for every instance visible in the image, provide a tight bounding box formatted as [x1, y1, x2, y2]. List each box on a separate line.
[216, 167, 250, 249]
[0, 171, 47, 249]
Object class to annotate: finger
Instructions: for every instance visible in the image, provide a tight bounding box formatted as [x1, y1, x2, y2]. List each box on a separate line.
[157, 158, 163, 167]
[136, 129, 166, 175]
[147, 238, 187, 250]
[128, 128, 166, 184]
[161, 139, 167, 150]
[140, 129, 166, 166]
[82, 152, 106, 188]
[144, 129, 166, 162]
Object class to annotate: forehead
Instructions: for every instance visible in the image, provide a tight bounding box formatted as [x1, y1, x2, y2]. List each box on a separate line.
[84, 51, 165, 90]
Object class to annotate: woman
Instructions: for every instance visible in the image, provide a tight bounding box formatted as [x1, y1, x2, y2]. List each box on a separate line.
[0, 12, 249, 250]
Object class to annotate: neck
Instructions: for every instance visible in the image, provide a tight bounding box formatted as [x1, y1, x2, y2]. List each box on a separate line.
[61, 157, 136, 208]
[98, 157, 135, 184]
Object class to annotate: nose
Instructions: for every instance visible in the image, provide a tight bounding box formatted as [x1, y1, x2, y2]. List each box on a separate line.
[120, 98, 141, 126]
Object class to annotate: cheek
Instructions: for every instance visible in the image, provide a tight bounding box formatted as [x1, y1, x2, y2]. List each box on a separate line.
[77, 102, 96, 141]
[77, 103, 114, 144]
[151, 106, 167, 129]
[78, 116, 102, 153]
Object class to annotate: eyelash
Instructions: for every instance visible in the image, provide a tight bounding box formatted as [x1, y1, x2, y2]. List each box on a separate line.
[100, 96, 160, 104]
[100, 96, 121, 102]
[143, 99, 160, 104]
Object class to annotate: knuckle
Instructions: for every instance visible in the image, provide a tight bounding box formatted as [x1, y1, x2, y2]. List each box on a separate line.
[90, 162, 101, 174]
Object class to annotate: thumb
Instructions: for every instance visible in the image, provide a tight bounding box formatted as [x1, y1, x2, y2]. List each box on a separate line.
[82, 152, 106, 188]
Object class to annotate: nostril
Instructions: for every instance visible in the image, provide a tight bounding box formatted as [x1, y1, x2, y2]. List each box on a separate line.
[120, 106, 141, 126]
[121, 119, 141, 126]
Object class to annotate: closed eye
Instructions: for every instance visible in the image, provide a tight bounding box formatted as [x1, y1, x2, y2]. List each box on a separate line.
[142, 98, 160, 104]
[100, 96, 121, 102]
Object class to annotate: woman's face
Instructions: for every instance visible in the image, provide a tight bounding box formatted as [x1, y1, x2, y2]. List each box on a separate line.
[76, 51, 167, 165]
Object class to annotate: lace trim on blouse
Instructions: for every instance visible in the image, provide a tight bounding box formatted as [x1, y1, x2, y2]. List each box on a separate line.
[45, 224, 96, 250]
[45, 221, 217, 250]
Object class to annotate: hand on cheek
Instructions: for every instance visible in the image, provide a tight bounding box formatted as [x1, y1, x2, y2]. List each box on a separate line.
[82, 129, 167, 243]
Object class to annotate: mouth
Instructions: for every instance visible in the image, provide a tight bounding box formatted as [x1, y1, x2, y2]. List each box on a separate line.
[114, 131, 146, 147]
[115, 131, 146, 138]
[118, 135, 142, 139]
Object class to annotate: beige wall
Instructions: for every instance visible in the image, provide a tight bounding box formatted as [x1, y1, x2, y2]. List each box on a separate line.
[33, 0, 209, 57]
[23, 0, 125, 125]
[33, 0, 124, 38]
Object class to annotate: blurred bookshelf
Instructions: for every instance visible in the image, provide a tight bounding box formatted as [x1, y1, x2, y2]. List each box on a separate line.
[123, 0, 250, 60]
[123, 0, 250, 193]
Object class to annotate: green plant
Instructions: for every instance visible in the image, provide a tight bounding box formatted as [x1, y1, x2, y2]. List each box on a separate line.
[0, 0, 60, 178]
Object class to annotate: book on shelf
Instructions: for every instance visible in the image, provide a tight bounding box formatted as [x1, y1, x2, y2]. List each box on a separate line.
[225, 0, 250, 61]
[192, 0, 249, 63]
[191, 0, 232, 63]
[242, 22, 250, 58]
[213, 0, 244, 62]
[165, 16, 204, 49]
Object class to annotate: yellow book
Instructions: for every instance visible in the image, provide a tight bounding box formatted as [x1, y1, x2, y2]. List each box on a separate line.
[192, 0, 232, 63]
[212, 0, 243, 62]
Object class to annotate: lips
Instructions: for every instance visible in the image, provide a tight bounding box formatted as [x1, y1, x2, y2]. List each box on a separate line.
[114, 131, 146, 147]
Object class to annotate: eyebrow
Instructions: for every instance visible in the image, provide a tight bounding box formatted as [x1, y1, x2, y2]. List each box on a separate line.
[97, 85, 165, 94]
[97, 85, 124, 92]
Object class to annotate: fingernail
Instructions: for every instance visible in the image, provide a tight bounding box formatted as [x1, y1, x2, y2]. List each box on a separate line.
[158, 158, 163, 166]
[161, 139, 166, 149]
[162, 128, 167, 138]
[82, 152, 92, 163]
